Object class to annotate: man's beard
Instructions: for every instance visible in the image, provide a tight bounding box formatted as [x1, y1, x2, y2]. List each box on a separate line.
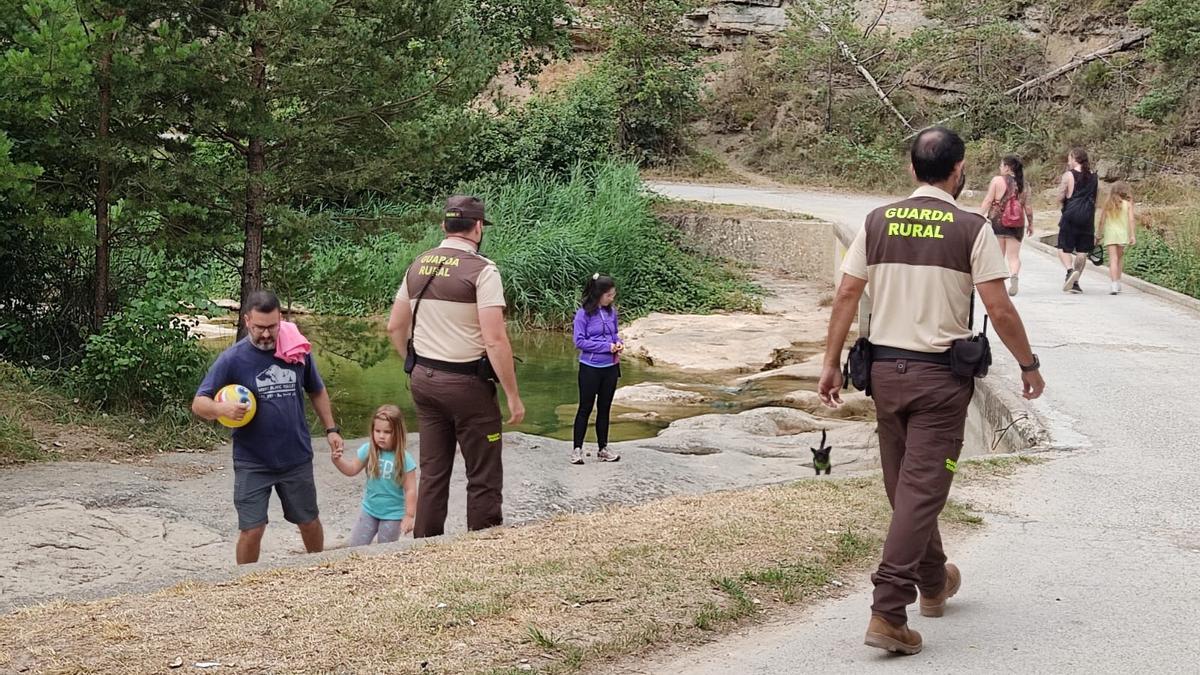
[953, 171, 967, 199]
[251, 338, 275, 351]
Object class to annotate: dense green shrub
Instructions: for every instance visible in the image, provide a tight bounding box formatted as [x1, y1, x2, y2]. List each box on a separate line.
[301, 230, 437, 316]
[472, 73, 620, 179]
[593, 0, 701, 164]
[462, 162, 759, 326]
[72, 273, 212, 412]
[1124, 215, 1200, 299]
[288, 162, 759, 325]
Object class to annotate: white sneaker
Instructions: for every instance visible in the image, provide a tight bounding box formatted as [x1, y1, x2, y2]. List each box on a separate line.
[570, 447, 584, 465]
[1110, 282, 1121, 295]
[1008, 275, 1019, 297]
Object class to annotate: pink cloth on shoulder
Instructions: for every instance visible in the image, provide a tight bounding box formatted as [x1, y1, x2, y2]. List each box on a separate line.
[275, 320, 311, 365]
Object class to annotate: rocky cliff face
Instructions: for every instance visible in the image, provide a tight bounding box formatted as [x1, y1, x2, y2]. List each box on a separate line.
[684, 1, 792, 49]
[683, 1, 1131, 51]
[681, 1, 932, 50]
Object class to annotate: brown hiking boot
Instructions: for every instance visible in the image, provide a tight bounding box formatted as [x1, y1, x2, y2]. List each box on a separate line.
[864, 615, 923, 655]
[919, 563, 961, 618]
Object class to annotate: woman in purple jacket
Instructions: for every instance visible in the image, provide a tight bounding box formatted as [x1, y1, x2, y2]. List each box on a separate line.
[570, 274, 623, 465]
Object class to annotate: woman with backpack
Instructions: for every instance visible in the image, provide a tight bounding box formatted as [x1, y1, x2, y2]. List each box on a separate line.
[980, 155, 1034, 296]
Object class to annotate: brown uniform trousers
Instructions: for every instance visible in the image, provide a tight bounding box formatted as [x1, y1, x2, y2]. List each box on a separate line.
[869, 359, 973, 625]
[410, 368, 504, 538]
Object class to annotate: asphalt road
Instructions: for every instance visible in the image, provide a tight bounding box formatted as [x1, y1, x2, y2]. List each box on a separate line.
[626, 181, 1200, 674]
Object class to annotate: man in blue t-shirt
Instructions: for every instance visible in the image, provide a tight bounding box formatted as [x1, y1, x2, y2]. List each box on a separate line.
[192, 290, 345, 564]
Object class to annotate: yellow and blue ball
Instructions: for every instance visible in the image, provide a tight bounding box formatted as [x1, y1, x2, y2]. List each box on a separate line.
[215, 384, 257, 428]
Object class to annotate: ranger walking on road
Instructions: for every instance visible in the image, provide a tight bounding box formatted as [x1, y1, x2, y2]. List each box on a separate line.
[818, 127, 1045, 655]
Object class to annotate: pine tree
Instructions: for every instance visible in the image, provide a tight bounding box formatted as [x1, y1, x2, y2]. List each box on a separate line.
[165, 0, 566, 329]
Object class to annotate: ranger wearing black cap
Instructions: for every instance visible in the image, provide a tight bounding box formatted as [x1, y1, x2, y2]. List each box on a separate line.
[386, 195, 525, 538]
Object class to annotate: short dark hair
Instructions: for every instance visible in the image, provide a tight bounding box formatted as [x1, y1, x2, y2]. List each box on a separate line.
[910, 126, 966, 184]
[243, 290, 280, 314]
[443, 216, 478, 233]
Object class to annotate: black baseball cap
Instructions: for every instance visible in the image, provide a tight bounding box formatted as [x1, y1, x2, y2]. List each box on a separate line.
[444, 195, 492, 226]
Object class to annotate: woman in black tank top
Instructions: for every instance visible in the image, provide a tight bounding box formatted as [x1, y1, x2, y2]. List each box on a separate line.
[1057, 147, 1098, 293]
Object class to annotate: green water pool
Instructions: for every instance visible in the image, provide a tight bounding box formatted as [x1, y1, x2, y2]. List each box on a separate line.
[205, 318, 668, 442]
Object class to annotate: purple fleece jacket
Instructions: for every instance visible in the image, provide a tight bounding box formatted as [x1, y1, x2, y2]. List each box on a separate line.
[573, 306, 620, 367]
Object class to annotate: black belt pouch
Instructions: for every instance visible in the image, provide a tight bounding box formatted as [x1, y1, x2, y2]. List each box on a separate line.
[843, 337, 874, 396]
[950, 333, 992, 378]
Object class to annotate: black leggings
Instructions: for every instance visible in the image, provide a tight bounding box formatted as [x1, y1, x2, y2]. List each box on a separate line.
[573, 363, 620, 449]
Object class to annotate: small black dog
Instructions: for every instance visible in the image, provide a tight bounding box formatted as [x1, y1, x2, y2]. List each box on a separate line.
[811, 429, 832, 475]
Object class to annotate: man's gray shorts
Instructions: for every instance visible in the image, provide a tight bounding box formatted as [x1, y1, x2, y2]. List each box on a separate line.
[233, 460, 319, 531]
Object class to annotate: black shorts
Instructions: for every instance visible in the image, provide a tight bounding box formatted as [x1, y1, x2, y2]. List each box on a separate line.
[1057, 226, 1094, 254]
[992, 222, 1025, 242]
[233, 460, 319, 531]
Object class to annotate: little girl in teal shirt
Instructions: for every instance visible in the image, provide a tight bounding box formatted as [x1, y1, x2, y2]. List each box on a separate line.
[332, 404, 417, 545]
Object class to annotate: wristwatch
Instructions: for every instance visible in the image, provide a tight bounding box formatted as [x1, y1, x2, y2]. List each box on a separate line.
[1020, 354, 1040, 372]
[325, 425, 342, 435]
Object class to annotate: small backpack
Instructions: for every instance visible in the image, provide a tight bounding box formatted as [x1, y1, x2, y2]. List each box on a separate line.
[1000, 180, 1024, 228]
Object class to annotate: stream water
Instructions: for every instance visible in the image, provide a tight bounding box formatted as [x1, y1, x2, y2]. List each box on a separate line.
[202, 317, 818, 443]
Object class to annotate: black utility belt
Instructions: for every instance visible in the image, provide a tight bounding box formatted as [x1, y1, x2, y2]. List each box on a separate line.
[872, 346, 952, 365]
[414, 355, 498, 382]
[844, 335, 991, 398]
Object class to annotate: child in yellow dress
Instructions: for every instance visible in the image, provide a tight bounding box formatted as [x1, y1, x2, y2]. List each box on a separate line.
[1097, 182, 1136, 295]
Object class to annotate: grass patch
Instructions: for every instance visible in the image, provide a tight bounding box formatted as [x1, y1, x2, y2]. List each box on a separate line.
[693, 577, 757, 631]
[0, 361, 220, 466]
[740, 562, 830, 604]
[1125, 212, 1200, 300]
[527, 624, 567, 651]
[0, 410, 42, 464]
[0, 478, 891, 674]
[959, 454, 1047, 480]
[941, 499, 985, 527]
[830, 528, 877, 565]
[640, 147, 746, 184]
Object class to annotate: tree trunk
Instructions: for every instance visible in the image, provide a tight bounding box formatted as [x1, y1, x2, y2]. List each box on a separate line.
[239, 137, 265, 334]
[825, 30, 834, 132]
[237, 0, 268, 340]
[94, 46, 113, 328]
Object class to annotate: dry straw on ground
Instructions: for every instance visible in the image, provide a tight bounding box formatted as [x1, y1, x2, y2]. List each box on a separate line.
[0, 478, 895, 674]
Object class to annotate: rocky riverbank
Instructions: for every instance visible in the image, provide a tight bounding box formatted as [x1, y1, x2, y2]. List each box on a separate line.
[0, 271, 879, 612]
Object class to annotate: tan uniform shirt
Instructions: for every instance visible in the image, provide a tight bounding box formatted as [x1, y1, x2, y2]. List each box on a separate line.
[395, 238, 506, 363]
[841, 185, 1009, 352]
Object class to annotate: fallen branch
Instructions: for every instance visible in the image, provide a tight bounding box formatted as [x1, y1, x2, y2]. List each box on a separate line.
[797, 1, 914, 131]
[860, 48, 888, 66]
[904, 30, 1152, 140]
[1018, 31, 1150, 93]
[863, 0, 889, 40]
[1105, 153, 1188, 176]
[909, 80, 969, 95]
